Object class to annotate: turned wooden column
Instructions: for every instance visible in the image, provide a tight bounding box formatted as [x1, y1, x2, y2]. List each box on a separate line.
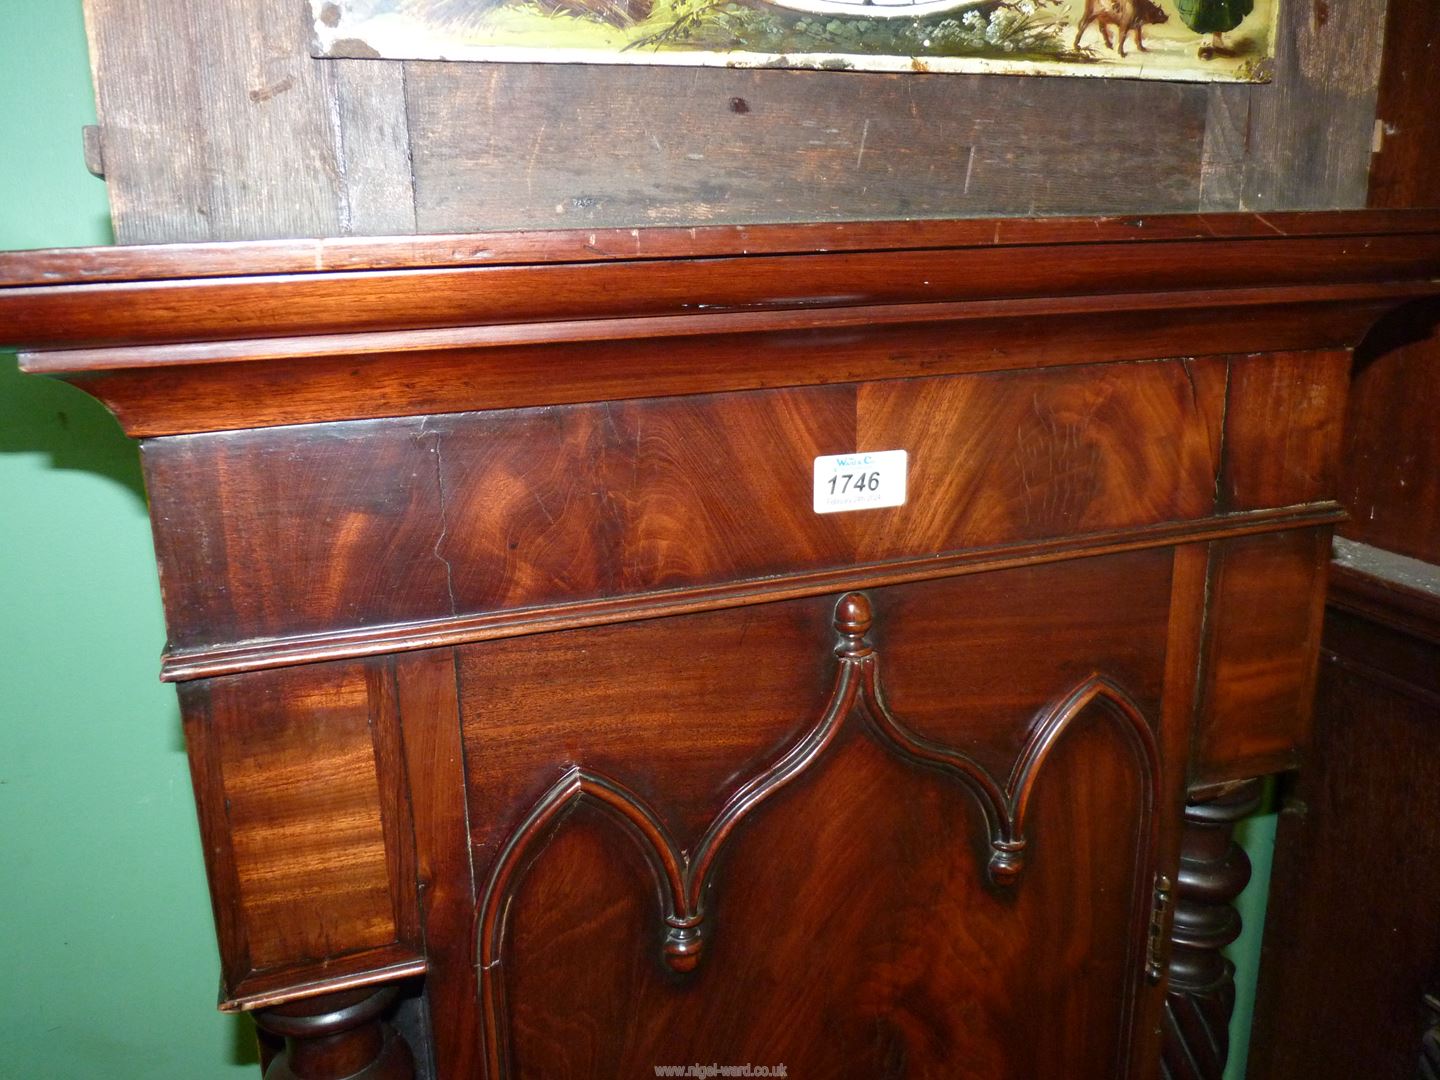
[1160, 780, 1263, 1080]
[254, 985, 414, 1080]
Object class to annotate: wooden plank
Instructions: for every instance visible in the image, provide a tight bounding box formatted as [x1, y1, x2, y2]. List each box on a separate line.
[176, 680, 253, 992]
[1128, 541, 1211, 1075]
[208, 661, 399, 973]
[1248, 578, 1440, 1080]
[83, 0, 343, 242]
[404, 60, 1209, 231]
[1219, 349, 1351, 512]
[12, 227, 1440, 351]
[179, 0, 345, 241]
[9, 211, 1432, 439]
[1240, 0, 1388, 209]
[1330, 539, 1440, 647]
[327, 58, 418, 235]
[1249, 2, 1440, 1025]
[1338, 308, 1440, 564]
[394, 649, 479, 1080]
[1199, 83, 1252, 211]
[1336, 0, 1440, 564]
[84, 0, 1391, 244]
[30, 296, 1403, 438]
[1330, 312, 1440, 561]
[455, 560, 1173, 1079]
[138, 361, 1225, 660]
[83, 0, 214, 242]
[367, 662, 422, 950]
[84, 0, 416, 243]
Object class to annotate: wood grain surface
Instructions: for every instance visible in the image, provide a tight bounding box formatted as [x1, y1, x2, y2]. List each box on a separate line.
[459, 568, 1176, 1078]
[1192, 528, 1331, 787]
[5, 213, 1418, 1080]
[79, 0, 1387, 245]
[6, 211, 1439, 447]
[181, 659, 424, 1004]
[1249, 564, 1440, 1080]
[139, 362, 1222, 657]
[1218, 349, 1350, 512]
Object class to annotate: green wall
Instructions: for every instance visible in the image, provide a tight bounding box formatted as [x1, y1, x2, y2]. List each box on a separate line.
[0, 4, 1274, 1076]
[1230, 806, 1278, 1080]
[0, 4, 256, 1077]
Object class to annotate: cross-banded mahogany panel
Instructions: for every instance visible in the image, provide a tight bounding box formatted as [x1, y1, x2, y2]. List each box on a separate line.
[143, 361, 1220, 655]
[181, 659, 422, 1005]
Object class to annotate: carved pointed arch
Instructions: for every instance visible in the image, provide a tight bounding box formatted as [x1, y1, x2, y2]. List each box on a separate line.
[475, 591, 1162, 1078]
[684, 657, 862, 914]
[1006, 673, 1161, 883]
[851, 657, 1012, 863]
[477, 767, 692, 971]
[852, 664, 1159, 885]
[477, 767, 697, 1080]
[1006, 674, 1162, 841]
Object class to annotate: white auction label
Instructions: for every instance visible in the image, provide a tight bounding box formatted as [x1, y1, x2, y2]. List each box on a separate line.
[812, 450, 908, 514]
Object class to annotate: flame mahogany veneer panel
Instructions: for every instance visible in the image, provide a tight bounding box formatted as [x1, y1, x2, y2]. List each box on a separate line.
[143, 361, 1221, 654]
[867, 549, 1172, 779]
[180, 659, 421, 999]
[1219, 350, 1352, 513]
[500, 727, 1140, 1078]
[458, 551, 1171, 843]
[1192, 529, 1332, 786]
[457, 553, 1173, 1079]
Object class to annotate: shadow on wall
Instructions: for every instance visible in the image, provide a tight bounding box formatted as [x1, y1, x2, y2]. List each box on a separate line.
[0, 352, 263, 1069]
[0, 352, 146, 504]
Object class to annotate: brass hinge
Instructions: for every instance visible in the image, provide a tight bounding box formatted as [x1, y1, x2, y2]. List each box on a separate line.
[1145, 873, 1174, 984]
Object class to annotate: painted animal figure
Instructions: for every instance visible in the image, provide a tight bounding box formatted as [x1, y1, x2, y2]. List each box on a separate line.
[1074, 0, 1170, 56]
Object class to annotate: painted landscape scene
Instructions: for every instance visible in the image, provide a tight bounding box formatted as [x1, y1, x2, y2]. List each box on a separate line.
[313, 0, 1277, 81]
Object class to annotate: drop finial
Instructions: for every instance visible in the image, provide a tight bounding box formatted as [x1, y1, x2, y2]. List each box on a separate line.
[663, 924, 703, 973]
[988, 841, 1026, 887]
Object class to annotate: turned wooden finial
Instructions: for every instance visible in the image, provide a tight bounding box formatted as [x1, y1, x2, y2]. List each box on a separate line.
[834, 592, 873, 657]
[988, 841, 1027, 887]
[662, 921, 704, 973]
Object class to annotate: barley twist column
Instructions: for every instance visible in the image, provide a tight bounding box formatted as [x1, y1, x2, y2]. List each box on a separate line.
[1160, 779, 1263, 1080]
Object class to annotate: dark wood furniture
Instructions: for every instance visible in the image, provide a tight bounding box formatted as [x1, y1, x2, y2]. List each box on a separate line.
[6, 212, 1440, 1080]
[1244, 6, 1440, 1073]
[1248, 541, 1440, 1080]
